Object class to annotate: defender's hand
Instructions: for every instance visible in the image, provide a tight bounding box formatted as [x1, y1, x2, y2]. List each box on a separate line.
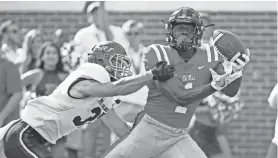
[151, 61, 174, 81]
[232, 48, 251, 72]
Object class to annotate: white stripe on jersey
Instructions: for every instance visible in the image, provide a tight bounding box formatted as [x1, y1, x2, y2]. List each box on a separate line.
[150, 45, 162, 62]
[159, 45, 170, 65]
[204, 44, 212, 62]
[19, 125, 39, 158]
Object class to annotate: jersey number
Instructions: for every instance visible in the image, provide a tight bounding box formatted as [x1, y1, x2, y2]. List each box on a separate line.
[73, 98, 106, 127]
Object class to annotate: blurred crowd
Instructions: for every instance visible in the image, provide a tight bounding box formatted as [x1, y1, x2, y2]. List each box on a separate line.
[0, 1, 276, 158]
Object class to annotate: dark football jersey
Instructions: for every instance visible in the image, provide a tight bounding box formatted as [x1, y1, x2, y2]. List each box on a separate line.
[144, 44, 221, 128]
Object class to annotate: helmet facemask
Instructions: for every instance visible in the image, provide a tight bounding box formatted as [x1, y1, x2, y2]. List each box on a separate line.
[88, 44, 132, 81]
[165, 7, 205, 51]
[166, 21, 204, 51]
[172, 23, 198, 50]
[106, 54, 132, 81]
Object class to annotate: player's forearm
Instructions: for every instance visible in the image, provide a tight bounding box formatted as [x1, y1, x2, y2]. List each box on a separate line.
[70, 71, 153, 98]
[114, 70, 153, 96]
[221, 77, 241, 97]
[159, 83, 216, 106]
[175, 84, 217, 105]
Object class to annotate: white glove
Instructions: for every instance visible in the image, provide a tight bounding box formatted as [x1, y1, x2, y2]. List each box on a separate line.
[210, 48, 251, 91]
[210, 68, 242, 91]
[231, 48, 251, 73]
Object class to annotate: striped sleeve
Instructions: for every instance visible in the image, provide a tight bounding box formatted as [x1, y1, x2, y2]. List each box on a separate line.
[144, 44, 170, 70]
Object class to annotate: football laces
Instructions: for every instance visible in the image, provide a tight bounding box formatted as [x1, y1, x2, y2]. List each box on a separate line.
[213, 44, 238, 73]
[213, 44, 228, 61]
[211, 32, 228, 61]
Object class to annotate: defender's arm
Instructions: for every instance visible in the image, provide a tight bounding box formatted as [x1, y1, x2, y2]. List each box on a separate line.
[69, 70, 154, 98]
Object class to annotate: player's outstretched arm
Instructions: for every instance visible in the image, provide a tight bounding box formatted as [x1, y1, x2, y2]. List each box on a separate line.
[69, 62, 174, 98]
[156, 77, 217, 106]
[156, 71, 234, 106]
[68, 71, 153, 98]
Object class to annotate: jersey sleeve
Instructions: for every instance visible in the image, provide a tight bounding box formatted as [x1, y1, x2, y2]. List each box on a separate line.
[144, 44, 162, 71]
[77, 63, 111, 83]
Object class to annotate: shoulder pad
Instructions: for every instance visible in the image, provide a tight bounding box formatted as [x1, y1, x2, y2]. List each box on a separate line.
[76, 63, 110, 83]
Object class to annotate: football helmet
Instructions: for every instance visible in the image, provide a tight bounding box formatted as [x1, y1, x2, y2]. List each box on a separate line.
[88, 41, 132, 81]
[165, 7, 205, 50]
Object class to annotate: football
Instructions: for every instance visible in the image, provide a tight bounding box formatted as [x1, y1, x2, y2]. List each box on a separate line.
[212, 30, 246, 63]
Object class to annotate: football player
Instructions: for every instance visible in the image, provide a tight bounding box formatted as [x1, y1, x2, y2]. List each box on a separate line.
[0, 41, 174, 158]
[103, 7, 250, 158]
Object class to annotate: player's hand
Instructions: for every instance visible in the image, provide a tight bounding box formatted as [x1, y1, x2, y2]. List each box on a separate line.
[209, 68, 242, 91]
[232, 48, 251, 72]
[151, 61, 175, 81]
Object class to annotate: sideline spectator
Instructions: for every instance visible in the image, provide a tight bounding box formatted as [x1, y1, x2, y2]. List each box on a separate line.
[21, 29, 44, 73]
[0, 20, 23, 65]
[0, 51, 22, 127]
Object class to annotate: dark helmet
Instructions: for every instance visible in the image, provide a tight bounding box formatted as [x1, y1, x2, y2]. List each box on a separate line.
[165, 7, 205, 50]
[88, 41, 132, 80]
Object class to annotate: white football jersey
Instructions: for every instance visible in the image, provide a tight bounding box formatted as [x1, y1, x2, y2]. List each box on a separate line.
[21, 63, 114, 144]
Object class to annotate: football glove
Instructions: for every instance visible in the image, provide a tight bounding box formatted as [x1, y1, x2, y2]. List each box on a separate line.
[210, 68, 242, 91]
[231, 49, 251, 73]
[210, 48, 251, 91]
[151, 61, 175, 81]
